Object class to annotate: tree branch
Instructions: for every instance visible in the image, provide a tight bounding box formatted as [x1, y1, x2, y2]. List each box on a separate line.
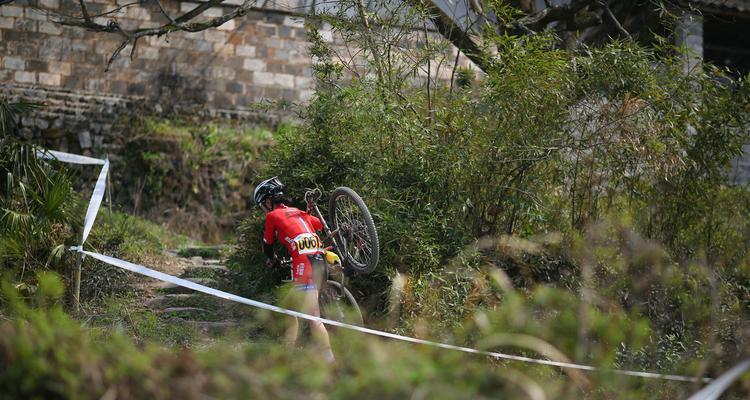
[598, 0, 631, 39]
[54, 0, 256, 71]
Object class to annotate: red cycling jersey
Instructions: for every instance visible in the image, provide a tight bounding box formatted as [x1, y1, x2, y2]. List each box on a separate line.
[263, 204, 324, 289]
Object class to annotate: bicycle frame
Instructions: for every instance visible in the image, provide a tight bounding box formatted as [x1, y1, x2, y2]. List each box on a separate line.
[304, 189, 344, 264]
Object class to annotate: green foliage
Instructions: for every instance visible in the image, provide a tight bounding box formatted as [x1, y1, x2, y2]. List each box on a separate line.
[0, 103, 79, 288]
[79, 210, 194, 303]
[4, 271, 738, 399]
[119, 117, 276, 243]
[233, 1, 750, 390]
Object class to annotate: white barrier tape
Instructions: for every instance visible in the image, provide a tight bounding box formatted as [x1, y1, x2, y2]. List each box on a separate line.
[36, 149, 106, 165]
[80, 159, 109, 245]
[687, 359, 750, 400]
[79, 248, 711, 384]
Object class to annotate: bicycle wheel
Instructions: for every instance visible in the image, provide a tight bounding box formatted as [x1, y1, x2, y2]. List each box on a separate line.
[328, 187, 379, 274]
[319, 280, 364, 326]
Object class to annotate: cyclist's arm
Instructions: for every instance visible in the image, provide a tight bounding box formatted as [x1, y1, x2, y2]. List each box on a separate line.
[263, 214, 277, 260]
[263, 241, 275, 259]
[309, 215, 323, 232]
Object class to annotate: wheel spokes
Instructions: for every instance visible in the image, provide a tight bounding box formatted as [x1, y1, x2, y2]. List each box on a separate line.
[333, 195, 374, 268]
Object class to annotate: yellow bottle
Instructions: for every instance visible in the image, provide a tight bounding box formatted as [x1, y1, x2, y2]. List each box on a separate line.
[325, 250, 341, 265]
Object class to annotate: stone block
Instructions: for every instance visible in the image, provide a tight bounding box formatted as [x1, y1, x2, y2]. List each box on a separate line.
[203, 6, 223, 18]
[226, 81, 243, 94]
[217, 19, 236, 31]
[126, 6, 151, 21]
[78, 130, 92, 149]
[211, 67, 235, 80]
[215, 44, 235, 57]
[14, 71, 36, 83]
[242, 58, 266, 71]
[295, 76, 314, 89]
[138, 46, 159, 60]
[283, 15, 305, 28]
[14, 18, 36, 32]
[204, 30, 227, 43]
[258, 23, 277, 36]
[4, 56, 24, 70]
[36, 118, 50, 130]
[48, 61, 72, 75]
[38, 21, 62, 35]
[38, 72, 61, 86]
[254, 71, 274, 85]
[0, 16, 14, 29]
[71, 39, 90, 52]
[267, 62, 283, 73]
[299, 89, 315, 102]
[236, 45, 256, 57]
[1, 5, 23, 17]
[40, 0, 60, 9]
[27, 59, 48, 73]
[194, 40, 213, 52]
[26, 8, 48, 21]
[179, 1, 198, 13]
[266, 38, 283, 49]
[276, 24, 292, 37]
[40, 36, 66, 59]
[291, 28, 306, 39]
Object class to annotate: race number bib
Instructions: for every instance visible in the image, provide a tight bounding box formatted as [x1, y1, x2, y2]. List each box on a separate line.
[293, 233, 322, 255]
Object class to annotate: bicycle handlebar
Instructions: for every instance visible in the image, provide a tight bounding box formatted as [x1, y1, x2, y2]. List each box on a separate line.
[305, 188, 322, 203]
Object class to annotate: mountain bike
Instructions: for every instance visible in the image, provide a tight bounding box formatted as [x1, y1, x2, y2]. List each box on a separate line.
[281, 186, 379, 326]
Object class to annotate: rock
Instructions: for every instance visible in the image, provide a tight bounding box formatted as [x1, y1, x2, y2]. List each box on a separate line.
[78, 130, 92, 149]
[155, 278, 218, 294]
[146, 294, 197, 309]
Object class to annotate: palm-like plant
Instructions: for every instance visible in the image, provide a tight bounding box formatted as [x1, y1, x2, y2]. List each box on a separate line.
[0, 100, 77, 281]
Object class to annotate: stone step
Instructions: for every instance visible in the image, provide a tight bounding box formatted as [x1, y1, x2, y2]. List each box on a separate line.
[182, 265, 229, 279]
[146, 293, 225, 309]
[159, 307, 216, 321]
[146, 294, 195, 309]
[155, 278, 217, 294]
[204, 259, 225, 265]
[165, 318, 238, 335]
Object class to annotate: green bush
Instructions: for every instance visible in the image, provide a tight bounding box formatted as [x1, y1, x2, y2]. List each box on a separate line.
[117, 117, 275, 243]
[231, 1, 750, 384]
[1, 103, 80, 294]
[5, 270, 743, 399]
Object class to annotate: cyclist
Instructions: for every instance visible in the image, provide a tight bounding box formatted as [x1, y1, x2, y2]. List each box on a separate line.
[253, 176, 335, 363]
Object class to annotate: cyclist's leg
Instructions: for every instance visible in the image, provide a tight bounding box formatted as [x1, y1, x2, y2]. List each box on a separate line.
[293, 255, 334, 361]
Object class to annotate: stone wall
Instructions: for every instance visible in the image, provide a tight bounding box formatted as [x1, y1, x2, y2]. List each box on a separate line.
[1, 0, 473, 156]
[2, 0, 317, 106]
[0, 0, 322, 154]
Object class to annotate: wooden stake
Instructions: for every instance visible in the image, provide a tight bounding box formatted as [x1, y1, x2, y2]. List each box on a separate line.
[106, 155, 112, 214]
[73, 250, 82, 313]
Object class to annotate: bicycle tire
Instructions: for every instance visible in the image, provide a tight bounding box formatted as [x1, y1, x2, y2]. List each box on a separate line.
[328, 186, 379, 274]
[319, 280, 364, 326]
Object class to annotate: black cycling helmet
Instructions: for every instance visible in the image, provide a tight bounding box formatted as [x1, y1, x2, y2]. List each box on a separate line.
[253, 176, 284, 206]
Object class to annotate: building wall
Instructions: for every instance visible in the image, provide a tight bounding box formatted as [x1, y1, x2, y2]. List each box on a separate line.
[1, 1, 319, 107]
[0, 0, 324, 155]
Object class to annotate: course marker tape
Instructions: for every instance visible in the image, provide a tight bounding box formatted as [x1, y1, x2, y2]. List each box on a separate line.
[41, 149, 715, 384]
